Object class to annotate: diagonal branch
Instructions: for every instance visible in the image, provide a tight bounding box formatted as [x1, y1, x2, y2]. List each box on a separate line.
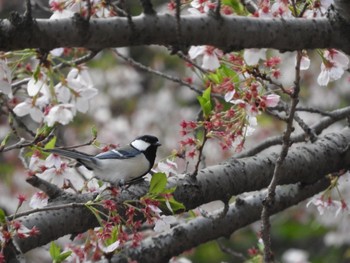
[109, 178, 331, 263]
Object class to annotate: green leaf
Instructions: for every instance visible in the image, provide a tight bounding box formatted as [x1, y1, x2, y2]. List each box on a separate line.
[44, 136, 57, 149]
[49, 242, 61, 260]
[162, 186, 177, 194]
[35, 125, 54, 142]
[149, 172, 167, 194]
[33, 65, 41, 81]
[197, 87, 212, 118]
[167, 197, 185, 212]
[91, 126, 98, 138]
[57, 251, 72, 262]
[0, 208, 6, 225]
[0, 133, 11, 148]
[222, 0, 244, 14]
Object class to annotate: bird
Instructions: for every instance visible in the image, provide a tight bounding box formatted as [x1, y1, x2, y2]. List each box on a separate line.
[48, 135, 161, 186]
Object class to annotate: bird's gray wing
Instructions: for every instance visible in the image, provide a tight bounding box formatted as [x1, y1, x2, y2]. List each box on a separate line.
[95, 145, 141, 160]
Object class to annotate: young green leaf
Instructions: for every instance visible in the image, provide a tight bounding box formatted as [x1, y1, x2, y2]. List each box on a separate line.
[0, 133, 11, 149]
[57, 251, 72, 262]
[197, 87, 212, 118]
[0, 208, 6, 225]
[49, 242, 61, 260]
[91, 125, 98, 138]
[44, 136, 57, 149]
[167, 197, 185, 212]
[149, 172, 167, 194]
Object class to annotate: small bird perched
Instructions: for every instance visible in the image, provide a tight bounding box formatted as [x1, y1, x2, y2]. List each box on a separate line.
[48, 135, 161, 186]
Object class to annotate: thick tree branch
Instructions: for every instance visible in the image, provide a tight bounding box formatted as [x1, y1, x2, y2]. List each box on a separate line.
[0, 14, 349, 53]
[7, 127, 350, 258]
[110, 178, 330, 263]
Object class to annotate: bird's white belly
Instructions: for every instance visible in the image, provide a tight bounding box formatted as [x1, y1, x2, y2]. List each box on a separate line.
[93, 154, 150, 184]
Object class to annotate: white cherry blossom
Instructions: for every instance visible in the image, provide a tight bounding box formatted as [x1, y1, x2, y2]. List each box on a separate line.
[244, 49, 267, 66]
[45, 103, 75, 127]
[13, 99, 44, 123]
[27, 75, 49, 97]
[0, 60, 12, 97]
[188, 46, 222, 71]
[317, 50, 349, 86]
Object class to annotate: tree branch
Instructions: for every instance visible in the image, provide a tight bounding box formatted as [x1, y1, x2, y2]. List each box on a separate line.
[7, 127, 350, 259]
[0, 14, 349, 53]
[110, 178, 331, 263]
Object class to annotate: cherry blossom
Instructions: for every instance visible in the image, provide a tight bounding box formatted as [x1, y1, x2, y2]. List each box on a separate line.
[27, 75, 49, 97]
[99, 240, 120, 254]
[157, 159, 178, 175]
[45, 103, 75, 127]
[298, 54, 311, 70]
[36, 163, 70, 187]
[0, 60, 12, 97]
[188, 0, 215, 14]
[317, 49, 349, 86]
[244, 49, 267, 66]
[154, 215, 177, 232]
[188, 46, 222, 71]
[263, 94, 280, 107]
[13, 99, 44, 123]
[55, 68, 98, 113]
[45, 153, 62, 169]
[29, 192, 49, 209]
[271, 0, 292, 17]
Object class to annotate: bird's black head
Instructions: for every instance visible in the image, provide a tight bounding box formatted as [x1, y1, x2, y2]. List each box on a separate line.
[131, 135, 161, 166]
[134, 135, 161, 147]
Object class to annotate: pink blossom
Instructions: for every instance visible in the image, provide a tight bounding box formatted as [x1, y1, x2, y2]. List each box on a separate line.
[317, 49, 349, 86]
[29, 192, 48, 209]
[188, 46, 222, 71]
[45, 153, 62, 169]
[264, 94, 280, 107]
[271, 0, 292, 17]
[188, 0, 215, 14]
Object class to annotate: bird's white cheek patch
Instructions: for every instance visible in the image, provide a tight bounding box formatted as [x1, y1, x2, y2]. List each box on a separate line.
[131, 139, 151, 151]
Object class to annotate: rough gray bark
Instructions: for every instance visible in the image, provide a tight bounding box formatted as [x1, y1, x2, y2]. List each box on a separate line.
[0, 13, 349, 54]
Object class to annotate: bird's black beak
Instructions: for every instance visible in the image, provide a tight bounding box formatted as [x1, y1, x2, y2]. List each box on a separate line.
[155, 142, 162, 146]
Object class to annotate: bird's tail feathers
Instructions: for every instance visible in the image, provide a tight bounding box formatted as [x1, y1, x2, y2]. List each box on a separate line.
[48, 148, 97, 170]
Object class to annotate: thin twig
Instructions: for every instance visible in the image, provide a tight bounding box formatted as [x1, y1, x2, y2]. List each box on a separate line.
[217, 237, 247, 262]
[177, 51, 208, 74]
[85, 0, 92, 21]
[53, 50, 100, 70]
[113, 49, 204, 95]
[55, 136, 97, 150]
[215, 0, 222, 18]
[240, 0, 258, 14]
[6, 202, 94, 221]
[139, 0, 156, 15]
[175, 0, 182, 48]
[24, 0, 32, 21]
[235, 105, 350, 158]
[260, 51, 303, 262]
[192, 127, 208, 177]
